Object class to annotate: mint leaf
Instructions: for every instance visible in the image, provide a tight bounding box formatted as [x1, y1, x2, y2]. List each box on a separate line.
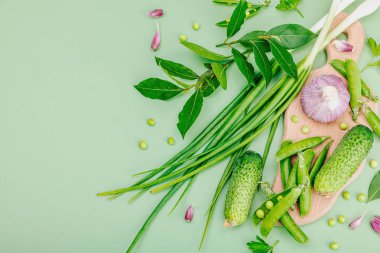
[135, 78, 184, 100]
[181, 41, 229, 61]
[211, 62, 228, 89]
[177, 90, 203, 138]
[231, 48, 255, 85]
[276, 0, 303, 17]
[269, 24, 316, 49]
[251, 40, 272, 84]
[268, 38, 298, 79]
[227, 0, 248, 38]
[155, 57, 199, 80]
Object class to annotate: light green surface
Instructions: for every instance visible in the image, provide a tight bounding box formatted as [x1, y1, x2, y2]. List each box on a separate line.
[0, 0, 379, 252]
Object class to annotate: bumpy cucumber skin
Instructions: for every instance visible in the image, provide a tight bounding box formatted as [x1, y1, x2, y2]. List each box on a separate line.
[224, 151, 263, 227]
[314, 125, 373, 195]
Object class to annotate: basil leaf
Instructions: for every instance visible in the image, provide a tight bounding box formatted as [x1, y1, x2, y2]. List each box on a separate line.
[368, 37, 380, 56]
[231, 48, 255, 85]
[211, 62, 228, 89]
[202, 76, 220, 97]
[367, 170, 380, 203]
[155, 57, 199, 80]
[251, 41, 272, 84]
[269, 38, 298, 79]
[269, 24, 317, 49]
[177, 90, 203, 138]
[181, 41, 229, 61]
[135, 78, 184, 100]
[227, 0, 248, 38]
[276, 0, 304, 17]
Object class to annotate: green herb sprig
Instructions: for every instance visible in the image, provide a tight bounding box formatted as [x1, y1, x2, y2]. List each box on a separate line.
[247, 236, 279, 253]
[276, 0, 304, 17]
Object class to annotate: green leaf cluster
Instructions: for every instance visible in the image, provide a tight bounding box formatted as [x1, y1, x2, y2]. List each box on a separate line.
[247, 236, 279, 253]
[276, 0, 304, 17]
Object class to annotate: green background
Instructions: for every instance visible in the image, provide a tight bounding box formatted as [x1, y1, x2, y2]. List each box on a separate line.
[0, 0, 379, 252]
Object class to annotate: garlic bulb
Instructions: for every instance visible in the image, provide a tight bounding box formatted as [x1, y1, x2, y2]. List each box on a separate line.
[301, 74, 350, 123]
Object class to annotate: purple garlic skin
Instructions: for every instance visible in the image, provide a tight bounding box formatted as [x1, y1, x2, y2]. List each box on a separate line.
[349, 211, 367, 230]
[371, 216, 380, 234]
[333, 39, 354, 52]
[185, 205, 193, 222]
[301, 74, 350, 123]
[151, 23, 161, 51]
[147, 9, 164, 18]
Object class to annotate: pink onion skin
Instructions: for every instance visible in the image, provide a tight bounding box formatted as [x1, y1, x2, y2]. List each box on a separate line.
[301, 74, 350, 123]
[151, 23, 161, 51]
[349, 211, 367, 230]
[147, 9, 164, 18]
[371, 216, 380, 234]
[333, 39, 354, 52]
[185, 205, 193, 222]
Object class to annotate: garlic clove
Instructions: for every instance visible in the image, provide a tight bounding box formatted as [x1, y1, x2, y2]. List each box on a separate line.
[349, 211, 367, 230]
[185, 205, 194, 222]
[332, 39, 354, 52]
[370, 215, 380, 234]
[151, 22, 161, 51]
[147, 9, 164, 18]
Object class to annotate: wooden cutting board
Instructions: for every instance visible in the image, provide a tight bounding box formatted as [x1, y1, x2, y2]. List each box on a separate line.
[272, 13, 378, 225]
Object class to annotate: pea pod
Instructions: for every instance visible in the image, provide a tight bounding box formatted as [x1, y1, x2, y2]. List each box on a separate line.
[260, 185, 303, 237]
[276, 136, 330, 161]
[345, 59, 362, 121]
[297, 149, 315, 217]
[363, 105, 380, 137]
[330, 59, 379, 102]
[260, 182, 309, 244]
[309, 140, 333, 185]
[286, 159, 299, 190]
[279, 140, 292, 187]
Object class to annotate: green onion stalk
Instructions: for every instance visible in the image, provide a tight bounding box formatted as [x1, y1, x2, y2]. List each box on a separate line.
[98, 0, 380, 252]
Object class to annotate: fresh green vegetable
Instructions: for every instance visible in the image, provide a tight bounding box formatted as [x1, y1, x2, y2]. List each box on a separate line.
[179, 35, 188, 42]
[314, 125, 374, 195]
[363, 105, 380, 137]
[342, 191, 351, 200]
[370, 159, 378, 169]
[276, 136, 329, 161]
[167, 137, 175, 145]
[367, 171, 380, 203]
[276, 0, 304, 17]
[286, 159, 299, 189]
[247, 236, 279, 253]
[147, 118, 156, 126]
[339, 121, 349, 130]
[297, 149, 315, 217]
[262, 116, 281, 165]
[224, 151, 263, 227]
[337, 215, 346, 224]
[138, 140, 148, 150]
[301, 125, 310, 134]
[328, 218, 336, 227]
[256, 209, 265, 219]
[279, 140, 292, 187]
[261, 183, 309, 243]
[260, 185, 303, 237]
[330, 59, 379, 102]
[193, 22, 200, 31]
[265, 200, 274, 209]
[329, 242, 339, 250]
[309, 140, 333, 185]
[291, 115, 299, 123]
[357, 193, 367, 202]
[345, 59, 362, 121]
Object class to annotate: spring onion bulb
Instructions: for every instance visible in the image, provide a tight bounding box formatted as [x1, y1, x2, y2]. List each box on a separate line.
[301, 75, 350, 123]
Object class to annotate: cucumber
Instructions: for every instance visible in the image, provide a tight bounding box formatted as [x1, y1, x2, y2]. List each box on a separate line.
[224, 151, 263, 227]
[314, 125, 373, 195]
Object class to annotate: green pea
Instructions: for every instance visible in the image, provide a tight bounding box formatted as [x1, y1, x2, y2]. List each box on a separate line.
[337, 215, 346, 224]
[192, 22, 200, 31]
[301, 126, 310, 134]
[329, 242, 339, 250]
[327, 218, 336, 227]
[138, 140, 148, 150]
[370, 159, 378, 169]
[256, 209, 265, 219]
[339, 122, 348, 130]
[342, 191, 351, 200]
[265, 200, 274, 209]
[147, 118, 156, 126]
[179, 35, 188, 42]
[357, 193, 366, 202]
[225, 18, 230, 23]
[245, 10, 250, 17]
[277, 195, 283, 201]
[167, 137, 175, 145]
[291, 115, 299, 123]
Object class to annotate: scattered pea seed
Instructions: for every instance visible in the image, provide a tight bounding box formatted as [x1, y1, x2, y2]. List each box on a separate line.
[179, 35, 188, 42]
[327, 218, 336, 227]
[357, 193, 366, 202]
[277, 195, 283, 201]
[339, 122, 349, 130]
[342, 191, 351, 200]
[329, 242, 339, 250]
[167, 137, 175, 145]
[337, 215, 346, 224]
[291, 115, 299, 123]
[147, 118, 156, 126]
[192, 22, 200, 31]
[138, 140, 148, 150]
[265, 200, 274, 209]
[256, 209, 265, 219]
[301, 126, 310, 134]
[225, 18, 230, 23]
[370, 159, 378, 169]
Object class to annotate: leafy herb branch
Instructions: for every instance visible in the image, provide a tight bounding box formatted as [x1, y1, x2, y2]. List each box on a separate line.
[276, 0, 304, 17]
[247, 236, 279, 253]
[362, 37, 380, 72]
